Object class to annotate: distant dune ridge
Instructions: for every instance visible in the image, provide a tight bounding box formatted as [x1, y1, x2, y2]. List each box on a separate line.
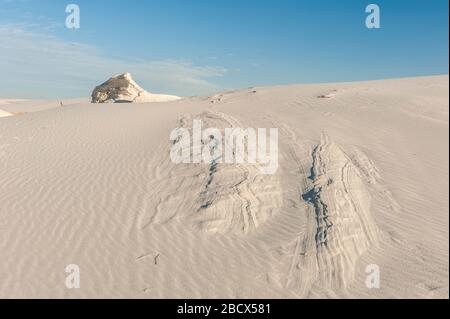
[91, 72, 180, 103]
[0, 75, 448, 298]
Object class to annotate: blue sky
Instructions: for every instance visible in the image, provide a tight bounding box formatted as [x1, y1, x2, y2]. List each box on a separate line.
[0, 0, 448, 98]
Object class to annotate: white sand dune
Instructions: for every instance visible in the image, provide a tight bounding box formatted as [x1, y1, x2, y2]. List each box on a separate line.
[0, 99, 28, 106]
[0, 98, 90, 114]
[0, 75, 448, 298]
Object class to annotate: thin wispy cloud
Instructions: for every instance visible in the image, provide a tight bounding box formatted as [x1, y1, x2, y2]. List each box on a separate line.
[0, 24, 227, 98]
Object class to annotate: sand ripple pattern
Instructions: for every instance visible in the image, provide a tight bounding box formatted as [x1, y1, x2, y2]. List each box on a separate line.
[141, 110, 282, 234]
[279, 134, 381, 294]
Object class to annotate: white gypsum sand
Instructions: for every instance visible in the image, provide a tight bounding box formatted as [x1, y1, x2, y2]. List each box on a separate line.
[0, 75, 448, 298]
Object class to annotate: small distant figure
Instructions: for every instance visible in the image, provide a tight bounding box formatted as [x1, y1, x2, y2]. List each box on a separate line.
[60, 101, 64, 107]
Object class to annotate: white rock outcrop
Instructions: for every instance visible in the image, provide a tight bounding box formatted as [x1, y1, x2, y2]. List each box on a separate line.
[91, 73, 180, 103]
[0, 109, 13, 118]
